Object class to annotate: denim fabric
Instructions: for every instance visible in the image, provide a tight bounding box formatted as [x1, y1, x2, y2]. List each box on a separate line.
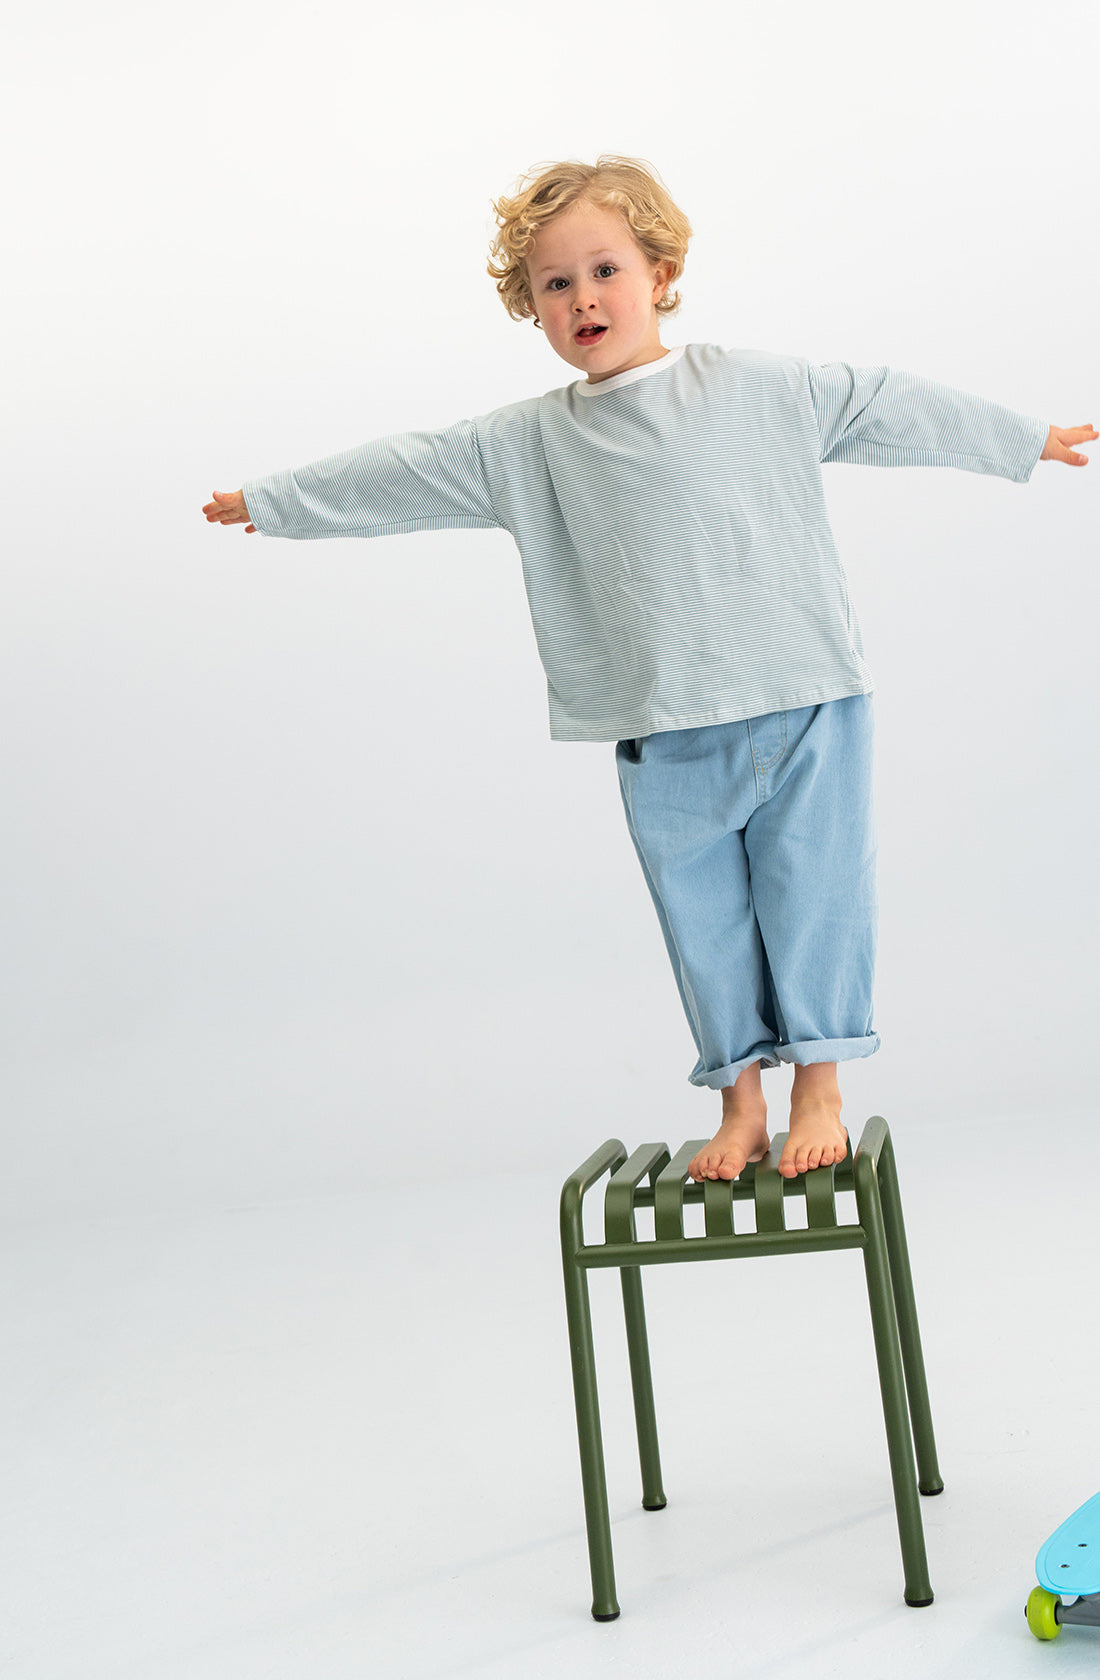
[616, 696, 880, 1090]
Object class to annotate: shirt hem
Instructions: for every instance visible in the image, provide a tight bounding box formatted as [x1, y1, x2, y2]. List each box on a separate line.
[548, 681, 876, 743]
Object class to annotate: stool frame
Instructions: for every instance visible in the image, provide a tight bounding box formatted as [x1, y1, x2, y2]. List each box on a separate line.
[559, 1116, 943, 1620]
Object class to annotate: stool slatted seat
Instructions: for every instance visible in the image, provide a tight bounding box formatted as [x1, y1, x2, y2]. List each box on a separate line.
[560, 1116, 942, 1620]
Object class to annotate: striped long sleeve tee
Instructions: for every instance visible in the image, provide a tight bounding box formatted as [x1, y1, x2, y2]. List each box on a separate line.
[242, 343, 1048, 743]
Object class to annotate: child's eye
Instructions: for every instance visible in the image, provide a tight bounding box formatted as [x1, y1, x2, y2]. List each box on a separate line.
[548, 278, 569, 291]
[596, 264, 616, 278]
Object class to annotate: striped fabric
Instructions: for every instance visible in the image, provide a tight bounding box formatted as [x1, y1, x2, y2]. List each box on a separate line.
[242, 344, 1047, 742]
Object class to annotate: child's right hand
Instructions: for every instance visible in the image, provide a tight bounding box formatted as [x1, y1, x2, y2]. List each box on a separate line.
[202, 490, 256, 533]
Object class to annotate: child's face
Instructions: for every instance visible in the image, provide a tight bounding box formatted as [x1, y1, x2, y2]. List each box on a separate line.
[526, 199, 674, 384]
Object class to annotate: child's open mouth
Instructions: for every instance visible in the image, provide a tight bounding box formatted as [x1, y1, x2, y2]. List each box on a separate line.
[575, 324, 607, 343]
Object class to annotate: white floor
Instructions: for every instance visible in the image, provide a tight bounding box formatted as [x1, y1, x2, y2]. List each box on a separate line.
[4, 1109, 1098, 1680]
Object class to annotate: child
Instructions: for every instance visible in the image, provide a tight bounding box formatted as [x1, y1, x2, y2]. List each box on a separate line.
[203, 155, 1095, 1183]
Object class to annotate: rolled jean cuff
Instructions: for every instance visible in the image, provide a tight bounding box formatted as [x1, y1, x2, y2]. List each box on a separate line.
[689, 1043, 784, 1090]
[777, 1034, 881, 1067]
[688, 1034, 880, 1089]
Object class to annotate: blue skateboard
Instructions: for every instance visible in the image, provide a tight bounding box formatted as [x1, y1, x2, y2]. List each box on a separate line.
[1027, 1489, 1100, 1638]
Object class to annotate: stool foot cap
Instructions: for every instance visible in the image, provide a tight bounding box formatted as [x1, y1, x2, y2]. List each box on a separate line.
[592, 1609, 621, 1622]
[920, 1482, 945, 1497]
[642, 1498, 667, 1511]
[904, 1594, 934, 1608]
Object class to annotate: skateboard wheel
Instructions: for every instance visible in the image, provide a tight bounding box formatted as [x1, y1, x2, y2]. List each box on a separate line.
[1026, 1586, 1062, 1640]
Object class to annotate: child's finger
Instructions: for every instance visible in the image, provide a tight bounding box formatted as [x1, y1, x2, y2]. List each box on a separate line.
[202, 490, 250, 522]
[1055, 425, 1097, 465]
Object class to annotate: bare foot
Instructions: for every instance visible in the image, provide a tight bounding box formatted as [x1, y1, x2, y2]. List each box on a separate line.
[778, 1092, 849, 1179]
[689, 1062, 769, 1182]
[689, 1113, 770, 1181]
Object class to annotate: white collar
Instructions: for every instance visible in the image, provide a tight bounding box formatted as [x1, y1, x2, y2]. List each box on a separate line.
[574, 344, 686, 397]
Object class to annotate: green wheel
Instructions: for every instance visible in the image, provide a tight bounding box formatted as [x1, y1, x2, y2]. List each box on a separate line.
[1026, 1586, 1062, 1640]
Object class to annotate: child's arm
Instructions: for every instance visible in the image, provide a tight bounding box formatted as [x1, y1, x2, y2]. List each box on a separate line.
[201, 420, 502, 544]
[809, 362, 1094, 482]
[1039, 423, 1098, 466]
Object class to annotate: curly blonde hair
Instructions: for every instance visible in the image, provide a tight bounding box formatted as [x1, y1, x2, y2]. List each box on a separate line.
[487, 154, 692, 323]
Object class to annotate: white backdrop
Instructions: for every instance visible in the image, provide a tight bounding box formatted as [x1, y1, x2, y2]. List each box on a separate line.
[3, 0, 1097, 1222]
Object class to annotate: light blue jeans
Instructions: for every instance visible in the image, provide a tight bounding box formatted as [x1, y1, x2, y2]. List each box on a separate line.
[615, 696, 880, 1090]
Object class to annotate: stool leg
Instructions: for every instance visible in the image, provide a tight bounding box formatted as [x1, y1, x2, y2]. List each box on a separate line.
[562, 1256, 621, 1621]
[620, 1266, 667, 1511]
[876, 1138, 943, 1495]
[857, 1168, 934, 1607]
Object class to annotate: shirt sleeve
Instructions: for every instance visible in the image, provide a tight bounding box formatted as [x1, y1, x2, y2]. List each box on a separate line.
[807, 362, 1048, 483]
[241, 418, 502, 540]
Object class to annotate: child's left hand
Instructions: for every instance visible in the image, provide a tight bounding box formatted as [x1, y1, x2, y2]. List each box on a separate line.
[1040, 423, 1098, 465]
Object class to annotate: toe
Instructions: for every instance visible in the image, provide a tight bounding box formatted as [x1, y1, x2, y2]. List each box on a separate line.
[823, 1136, 847, 1168]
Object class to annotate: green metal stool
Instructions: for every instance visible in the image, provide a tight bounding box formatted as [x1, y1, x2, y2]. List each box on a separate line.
[559, 1117, 942, 1620]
